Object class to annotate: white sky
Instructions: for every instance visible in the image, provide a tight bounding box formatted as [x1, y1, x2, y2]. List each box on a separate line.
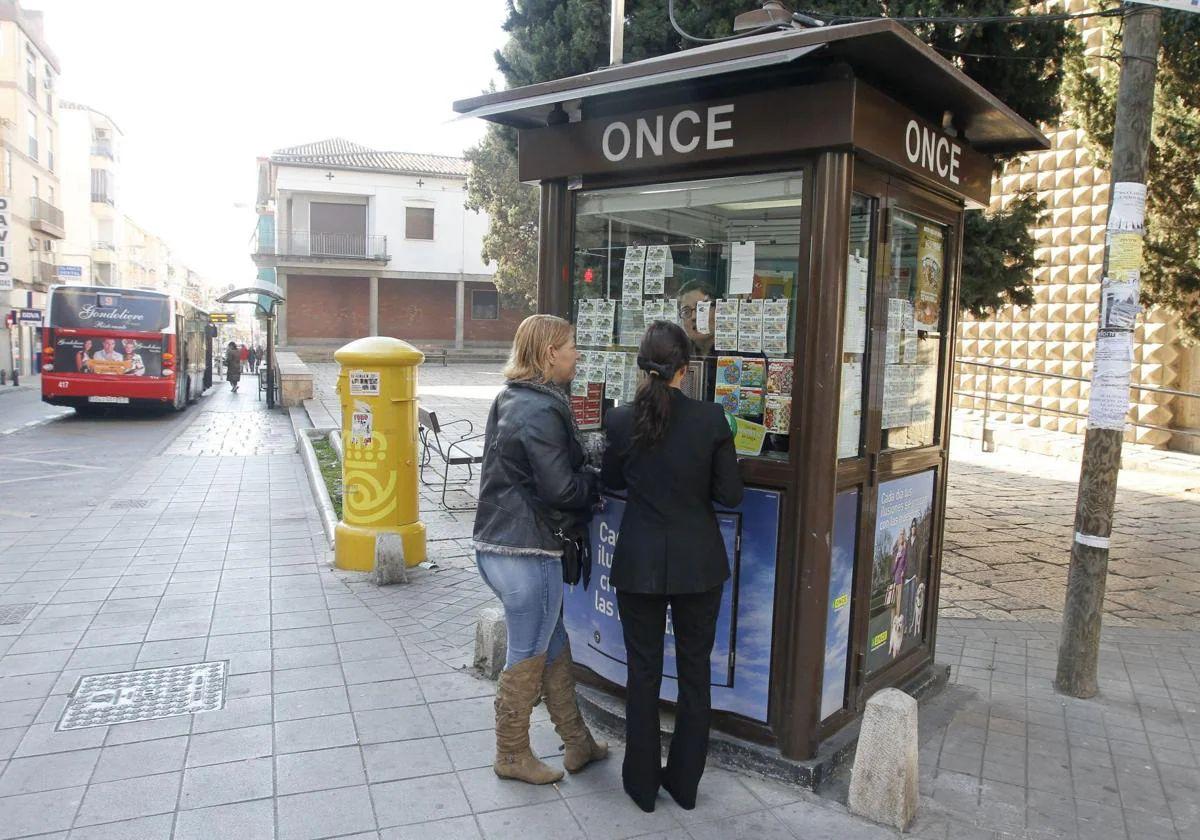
[35, 0, 508, 287]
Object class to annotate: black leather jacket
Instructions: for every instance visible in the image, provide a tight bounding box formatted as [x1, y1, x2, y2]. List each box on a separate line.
[472, 381, 598, 554]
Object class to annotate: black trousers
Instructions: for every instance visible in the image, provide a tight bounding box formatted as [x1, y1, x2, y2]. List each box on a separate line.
[617, 584, 723, 809]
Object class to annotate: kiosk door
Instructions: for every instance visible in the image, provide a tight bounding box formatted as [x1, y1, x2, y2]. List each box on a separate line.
[824, 168, 961, 726]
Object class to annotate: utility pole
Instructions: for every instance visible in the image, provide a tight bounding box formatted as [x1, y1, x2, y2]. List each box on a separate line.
[609, 0, 625, 65]
[1056, 2, 1162, 698]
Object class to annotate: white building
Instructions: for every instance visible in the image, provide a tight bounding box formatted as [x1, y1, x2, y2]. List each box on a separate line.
[253, 138, 518, 348]
[58, 100, 122, 287]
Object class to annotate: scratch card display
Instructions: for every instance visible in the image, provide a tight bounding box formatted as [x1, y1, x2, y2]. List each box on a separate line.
[762, 299, 789, 356]
[737, 299, 764, 353]
[695, 299, 712, 334]
[643, 256, 666, 296]
[765, 394, 791, 433]
[570, 382, 604, 430]
[617, 303, 644, 347]
[717, 356, 742, 387]
[715, 299, 740, 351]
[739, 359, 765, 389]
[643, 298, 667, 324]
[766, 360, 793, 396]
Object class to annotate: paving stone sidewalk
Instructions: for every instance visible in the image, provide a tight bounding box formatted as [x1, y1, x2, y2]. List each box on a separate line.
[0, 380, 899, 840]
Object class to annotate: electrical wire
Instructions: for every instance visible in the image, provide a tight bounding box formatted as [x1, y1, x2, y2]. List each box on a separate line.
[796, 6, 1127, 27]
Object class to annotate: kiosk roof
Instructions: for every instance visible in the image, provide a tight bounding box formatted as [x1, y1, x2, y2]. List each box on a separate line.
[453, 19, 1048, 155]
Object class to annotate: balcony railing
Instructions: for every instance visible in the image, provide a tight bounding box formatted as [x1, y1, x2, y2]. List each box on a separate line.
[30, 197, 64, 229]
[91, 139, 114, 159]
[92, 191, 115, 206]
[256, 228, 388, 261]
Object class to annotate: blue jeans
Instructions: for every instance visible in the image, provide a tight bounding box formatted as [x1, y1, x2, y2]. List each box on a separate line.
[476, 551, 567, 669]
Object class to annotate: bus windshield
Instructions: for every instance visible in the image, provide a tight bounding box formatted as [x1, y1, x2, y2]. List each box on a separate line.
[49, 287, 172, 332]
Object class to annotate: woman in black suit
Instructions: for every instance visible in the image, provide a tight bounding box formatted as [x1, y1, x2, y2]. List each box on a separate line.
[601, 320, 744, 813]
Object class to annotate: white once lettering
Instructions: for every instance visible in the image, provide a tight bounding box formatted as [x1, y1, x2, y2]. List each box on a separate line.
[602, 122, 631, 163]
[921, 128, 936, 171]
[707, 104, 735, 150]
[669, 110, 701, 153]
[905, 120, 921, 163]
[948, 144, 961, 184]
[635, 116, 663, 159]
[935, 137, 950, 177]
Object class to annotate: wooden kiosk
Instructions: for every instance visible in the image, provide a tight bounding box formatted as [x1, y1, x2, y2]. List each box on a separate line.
[455, 20, 1048, 768]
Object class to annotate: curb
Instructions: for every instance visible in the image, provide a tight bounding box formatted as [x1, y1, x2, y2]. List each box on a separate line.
[297, 426, 338, 550]
[1, 410, 70, 436]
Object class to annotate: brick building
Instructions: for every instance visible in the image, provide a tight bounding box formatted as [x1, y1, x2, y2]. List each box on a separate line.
[252, 138, 523, 351]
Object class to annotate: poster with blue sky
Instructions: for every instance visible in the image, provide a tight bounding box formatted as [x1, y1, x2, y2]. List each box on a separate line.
[564, 489, 780, 723]
[821, 489, 859, 720]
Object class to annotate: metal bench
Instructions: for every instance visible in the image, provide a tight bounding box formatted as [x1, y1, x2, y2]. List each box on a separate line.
[416, 346, 449, 367]
[418, 407, 485, 510]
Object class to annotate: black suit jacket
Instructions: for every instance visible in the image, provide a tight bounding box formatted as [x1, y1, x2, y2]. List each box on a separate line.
[601, 389, 745, 595]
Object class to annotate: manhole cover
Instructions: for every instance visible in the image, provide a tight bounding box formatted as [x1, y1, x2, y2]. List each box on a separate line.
[0, 603, 36, 624]
[59, 661, 227, 731]
[110, 498, 151, 509]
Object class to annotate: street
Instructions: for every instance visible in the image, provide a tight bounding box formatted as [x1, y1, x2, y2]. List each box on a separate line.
[0, 372, 1196, 840]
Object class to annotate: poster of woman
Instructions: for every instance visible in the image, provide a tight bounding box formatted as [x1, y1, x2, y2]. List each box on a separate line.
[866, 469, 935, 673]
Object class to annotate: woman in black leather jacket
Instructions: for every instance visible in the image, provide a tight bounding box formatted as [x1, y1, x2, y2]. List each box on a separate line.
[472, 314, 607, 785]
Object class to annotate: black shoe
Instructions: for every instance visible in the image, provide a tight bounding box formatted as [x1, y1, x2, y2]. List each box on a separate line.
[661, 773, 695, 810]
[622, 780, 656, 813]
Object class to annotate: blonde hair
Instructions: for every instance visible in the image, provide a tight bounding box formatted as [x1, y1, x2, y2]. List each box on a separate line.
[503, 314, 573, 382]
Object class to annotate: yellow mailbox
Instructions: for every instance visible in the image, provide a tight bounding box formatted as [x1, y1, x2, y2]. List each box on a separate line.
[333, 336, 426, 572]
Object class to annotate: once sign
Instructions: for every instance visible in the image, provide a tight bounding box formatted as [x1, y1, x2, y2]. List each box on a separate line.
[903, 120, 962, 186]
[601, 104, 735, 163]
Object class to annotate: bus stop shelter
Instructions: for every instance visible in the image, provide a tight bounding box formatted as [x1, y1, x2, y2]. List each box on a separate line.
[217, 285, 285, 409]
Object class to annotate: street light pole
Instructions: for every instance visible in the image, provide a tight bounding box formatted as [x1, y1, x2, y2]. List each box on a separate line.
[1056, 2, 1162, 699]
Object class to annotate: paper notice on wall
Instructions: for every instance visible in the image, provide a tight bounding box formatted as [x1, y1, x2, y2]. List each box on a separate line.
[349, 400, 373, 447]
[617, 304, 644, 347]
[1108, 182, 1147, 233]
[1101, 279, 1141, 331]
[349, 370, 380, 396]
[643, 298, 667, 325]
[838, 361, 863, 458]
[729, 241, 756, 294]
[1087, 329, 1133, 431]
[1107, 232, 1145, 280]
[843, 254, 869, 355]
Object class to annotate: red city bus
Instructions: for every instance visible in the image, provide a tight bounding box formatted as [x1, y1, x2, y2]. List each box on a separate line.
[41, 284, 212, 412]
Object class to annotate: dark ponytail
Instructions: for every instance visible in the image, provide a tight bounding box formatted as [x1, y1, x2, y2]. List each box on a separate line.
[631, 321, 690, 450]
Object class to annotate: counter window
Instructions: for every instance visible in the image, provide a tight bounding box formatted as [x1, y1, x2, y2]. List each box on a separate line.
[881, 211, 947, 451]
[571, 172, 804, 461]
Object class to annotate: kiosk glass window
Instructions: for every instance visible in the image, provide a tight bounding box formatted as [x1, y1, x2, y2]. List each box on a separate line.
[881, 211, 947, 451]
[838, 194, 872, 460]
[571, 172, 803, 460]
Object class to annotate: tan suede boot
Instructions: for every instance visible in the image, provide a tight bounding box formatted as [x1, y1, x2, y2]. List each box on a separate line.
[543, 642, 609, 773]
[494, 654, 564, 784]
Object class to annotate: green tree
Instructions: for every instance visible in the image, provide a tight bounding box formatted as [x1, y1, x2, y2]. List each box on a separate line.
[1065, 7, 1200, 339]
[468, 1, 1074, 312]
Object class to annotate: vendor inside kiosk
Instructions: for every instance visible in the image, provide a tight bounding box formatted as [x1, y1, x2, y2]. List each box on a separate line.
[455, 19, 1048, 765]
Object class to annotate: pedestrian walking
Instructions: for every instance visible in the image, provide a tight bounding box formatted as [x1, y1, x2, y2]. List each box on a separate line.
[600, 320, 744, 813]
[224, 341, 242, 393]
[472, 314, 607, 785]
[239, 343, 250, 372]
[248, 347, 258, 374]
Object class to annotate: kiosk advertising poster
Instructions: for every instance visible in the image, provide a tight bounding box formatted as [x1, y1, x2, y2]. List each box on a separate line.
[913, 222, 944, 331]
[866, 469, 935, 673]
[821, 489, 859, 720]
[51, 336, 163, 377]
[564, 489, 781, 723]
